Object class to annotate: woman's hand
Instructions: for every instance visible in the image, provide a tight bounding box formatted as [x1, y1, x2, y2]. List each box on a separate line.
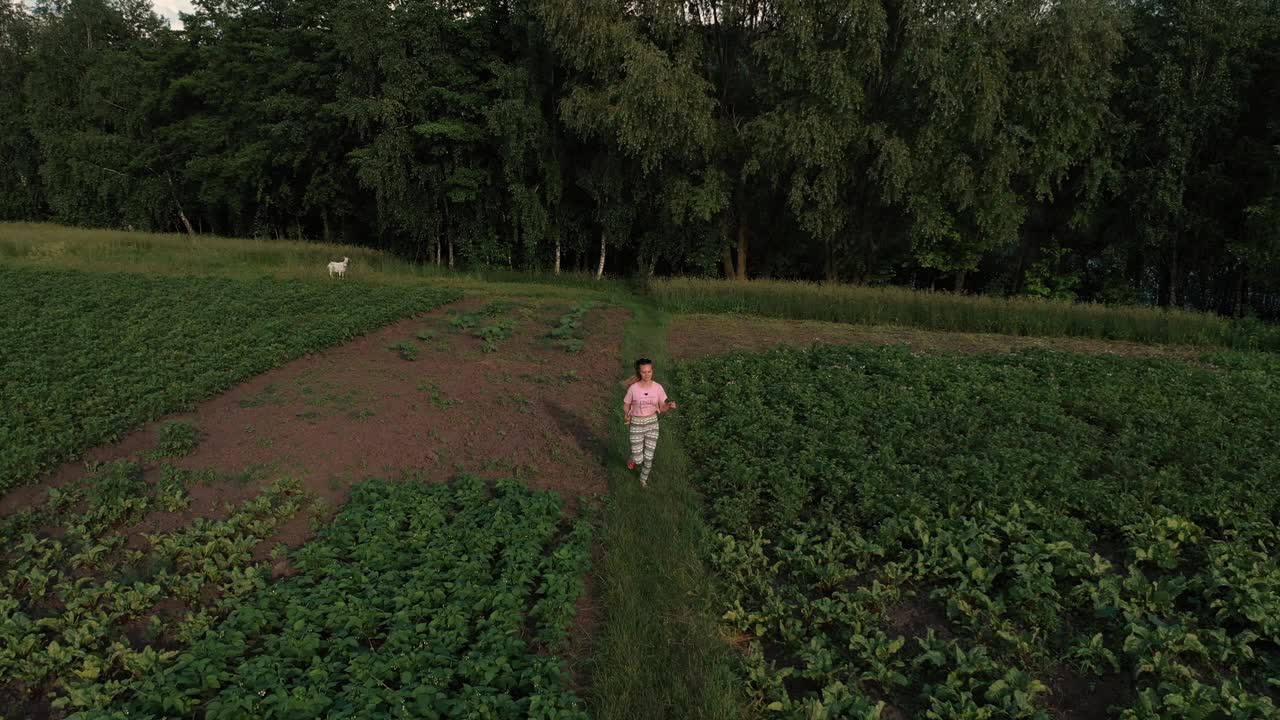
[665, 400, 677, 411]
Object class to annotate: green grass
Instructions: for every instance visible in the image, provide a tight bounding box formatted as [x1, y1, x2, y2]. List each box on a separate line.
[0, 264, 457, 491]
[0, 222, 632, 301]
[587, 301, 742, 720]
[651, 277, 1280, 351]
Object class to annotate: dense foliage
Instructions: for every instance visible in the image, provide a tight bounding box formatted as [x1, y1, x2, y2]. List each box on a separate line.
[75, 476, 591, 720]
[678, 345, 1280, 717]
[0, 462, 307, 715]
[0, 469, 590, 719]
[1, 0, 1278, 315]
[0, 265, 458, 490]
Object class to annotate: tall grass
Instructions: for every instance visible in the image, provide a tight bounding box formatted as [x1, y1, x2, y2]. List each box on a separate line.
[651, 277, 1280, 351]
[0, 222, 632, 299]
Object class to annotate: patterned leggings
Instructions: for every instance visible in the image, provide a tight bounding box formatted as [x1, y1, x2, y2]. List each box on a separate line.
[629, 414, 660, 483]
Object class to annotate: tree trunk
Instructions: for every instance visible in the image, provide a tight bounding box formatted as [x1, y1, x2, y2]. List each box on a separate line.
[1167, 246, 1179, 307]
[861, 231, 877, 284]
[1233, 265, 1246, 317]
[435, 235, 441, 266]
[321, 213, 332, 243]
[177, 206, 195, 239]
[165, 173, 194, 239]
[448, 238, 454, 269]
[735, 222, 748, 281]
[824, 239, 837, 283]
[554, 235, 561, 275]
[595, 232, 606, 280]
[720, 217, 736, 279]
[1012, 237, 1033, 295]
[954, 270, 966, 293]
[721, 245, 736, 280]
[716, 219, 737, 280]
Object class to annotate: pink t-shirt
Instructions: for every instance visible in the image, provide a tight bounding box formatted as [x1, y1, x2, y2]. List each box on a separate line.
[625, 381, 668, 417]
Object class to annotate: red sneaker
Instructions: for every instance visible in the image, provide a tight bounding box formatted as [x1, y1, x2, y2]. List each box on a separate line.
[627, 460, 636, 470]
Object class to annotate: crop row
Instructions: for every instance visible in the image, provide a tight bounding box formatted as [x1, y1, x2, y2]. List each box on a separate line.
[0, 461, 306, 716]
[677, 345, 1280, 718]
[77, 476, 591, 720]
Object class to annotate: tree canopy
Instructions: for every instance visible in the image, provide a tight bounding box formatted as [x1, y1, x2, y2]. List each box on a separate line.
[2, 0, 1278, 315]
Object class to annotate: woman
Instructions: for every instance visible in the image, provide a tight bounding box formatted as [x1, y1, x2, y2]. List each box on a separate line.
[622, 357, 677, 487]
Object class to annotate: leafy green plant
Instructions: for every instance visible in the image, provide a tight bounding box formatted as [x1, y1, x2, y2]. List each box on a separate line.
[0, 468, 304, 716]
[152, 420, 200, 458]
[156, 464, 192, 512]
[677, 344, 1280, 717]
[0, 265, 459, 491]
[78, 476, 591, 720]
[546, 301, 596, 352]
[419, 382, 456, 409]
[389, 339, 419, 360]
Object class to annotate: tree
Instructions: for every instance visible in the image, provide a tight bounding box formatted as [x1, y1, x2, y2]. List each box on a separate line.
[535, 0, 719, 279]
[24, 0, 173, 228]
[0, 1, 44, 220]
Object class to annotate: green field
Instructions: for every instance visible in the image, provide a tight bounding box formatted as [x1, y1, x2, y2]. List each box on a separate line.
[3, 226, 1279, 719]
[74, 476, 591, 720]
[0, 469, 589, 718]
[677, 345, 1280, 718]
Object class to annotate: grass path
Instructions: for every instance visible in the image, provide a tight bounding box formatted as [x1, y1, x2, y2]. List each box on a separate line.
[586, 300, 742, 720]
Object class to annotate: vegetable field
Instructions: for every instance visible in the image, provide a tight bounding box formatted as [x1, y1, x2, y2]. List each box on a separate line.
[0, 461, 308, 715]
[678, 345, 1280, 718]
[0, 265, 459, 491]
[1, 473, 590, 718]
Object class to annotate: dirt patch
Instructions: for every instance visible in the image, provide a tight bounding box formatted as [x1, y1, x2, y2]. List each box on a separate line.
[668, 313, 1209, 362]
[884, 598, 955, 642]
[1043, 667, 1134, 720]
[3, 297, 625, 522]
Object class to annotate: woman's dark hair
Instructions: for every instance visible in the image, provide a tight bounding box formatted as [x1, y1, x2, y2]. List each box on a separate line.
[634, 357, 653, 378]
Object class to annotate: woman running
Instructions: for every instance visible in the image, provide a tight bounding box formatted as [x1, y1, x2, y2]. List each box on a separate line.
[622, 357, 676, 487]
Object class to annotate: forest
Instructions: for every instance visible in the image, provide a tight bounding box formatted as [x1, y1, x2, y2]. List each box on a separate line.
[2, 0, 1278, 316]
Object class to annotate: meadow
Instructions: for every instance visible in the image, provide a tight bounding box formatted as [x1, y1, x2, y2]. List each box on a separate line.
[652, 277, 1280, 352]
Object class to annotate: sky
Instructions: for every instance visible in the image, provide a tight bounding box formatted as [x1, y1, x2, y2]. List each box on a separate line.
[17, 1, 195, 29]
[151, 0, 195, 29]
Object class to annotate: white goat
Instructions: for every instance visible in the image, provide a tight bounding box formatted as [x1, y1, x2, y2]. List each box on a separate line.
[327, 256, 349, 279]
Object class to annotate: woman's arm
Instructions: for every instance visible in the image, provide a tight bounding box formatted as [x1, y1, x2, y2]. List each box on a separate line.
[623, 400, 632, 423]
